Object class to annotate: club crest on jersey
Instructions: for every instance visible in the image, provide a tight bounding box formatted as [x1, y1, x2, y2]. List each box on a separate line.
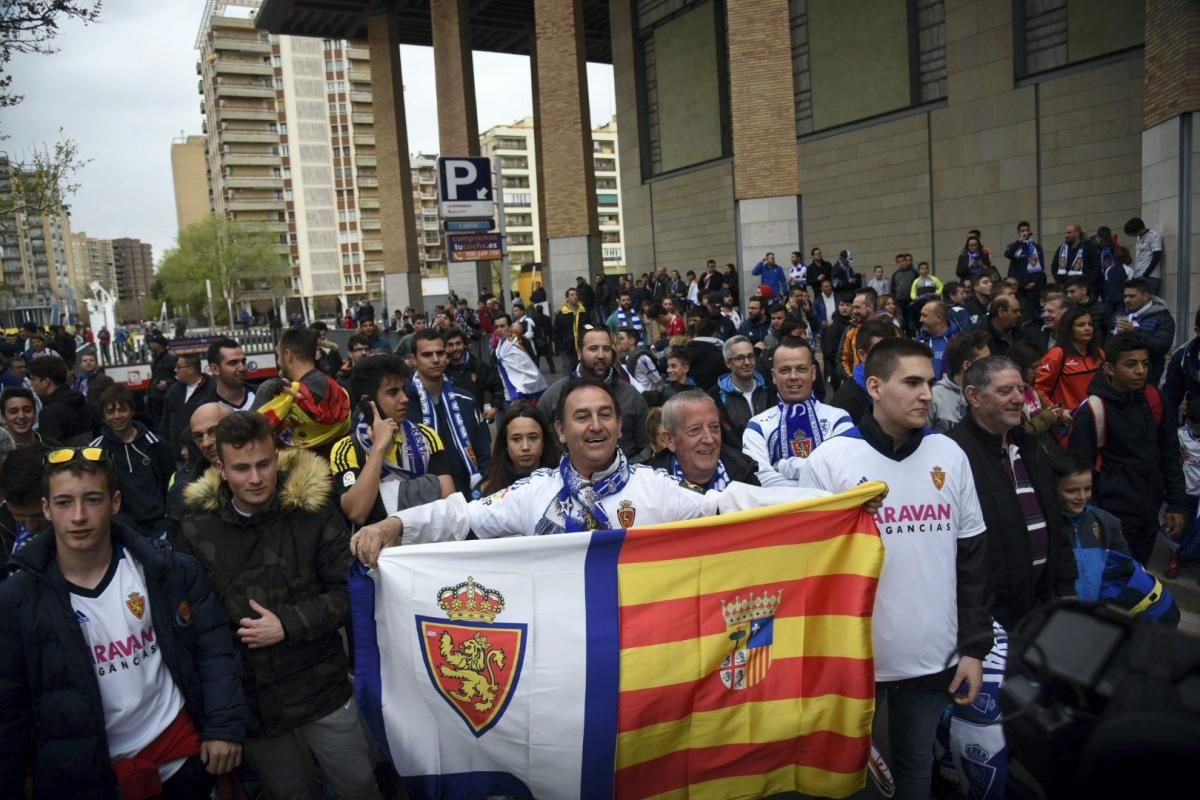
[790, 434, 814, 458]
[718, 589, 783, 690]
[126, 591, 146, 621]
[617, 499, 637, 527]
[417, 577, 526, 737]
[930, 466, 946, 491]
[176, 601, 193, 627]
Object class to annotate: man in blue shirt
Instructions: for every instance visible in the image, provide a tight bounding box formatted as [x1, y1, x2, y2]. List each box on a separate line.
[751, 252, 788, 300]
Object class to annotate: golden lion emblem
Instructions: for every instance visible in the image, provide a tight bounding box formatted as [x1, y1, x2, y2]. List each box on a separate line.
[438, 630, 507, 712]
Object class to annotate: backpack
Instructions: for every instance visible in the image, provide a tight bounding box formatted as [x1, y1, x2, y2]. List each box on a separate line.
[1085, 385, 1164, 471]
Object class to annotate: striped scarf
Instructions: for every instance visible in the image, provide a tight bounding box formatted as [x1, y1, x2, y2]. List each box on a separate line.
[411, 377, 480, 489]
[352, 412, 429, 480]
[537, 452, 631, 534]
[669, 454, 730, 492]
[772, 397, 825, 463]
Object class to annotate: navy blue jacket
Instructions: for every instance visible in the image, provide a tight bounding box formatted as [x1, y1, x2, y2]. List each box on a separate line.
[0, 523, 246, 799]
[407, 380, 492, 498]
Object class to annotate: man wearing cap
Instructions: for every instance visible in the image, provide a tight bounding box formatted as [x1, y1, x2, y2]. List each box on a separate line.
[147, 334, 177, 427]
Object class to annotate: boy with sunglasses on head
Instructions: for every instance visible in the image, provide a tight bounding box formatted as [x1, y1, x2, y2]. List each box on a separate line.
[0, 446, 247, 798]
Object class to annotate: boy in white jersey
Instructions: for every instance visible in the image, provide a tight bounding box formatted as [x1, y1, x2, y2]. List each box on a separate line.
[796, 338, 991, 800]
[0, 447, 246, 799]
[743, 337, 853, 487]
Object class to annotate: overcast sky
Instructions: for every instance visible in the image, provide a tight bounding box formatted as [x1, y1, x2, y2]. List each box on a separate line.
[2, 1, 615, 263]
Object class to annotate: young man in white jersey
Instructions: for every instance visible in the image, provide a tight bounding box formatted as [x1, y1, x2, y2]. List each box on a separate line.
[742, 337, 853, 487]
[795, 337, 991, 800]
[0, 447, 246, 798]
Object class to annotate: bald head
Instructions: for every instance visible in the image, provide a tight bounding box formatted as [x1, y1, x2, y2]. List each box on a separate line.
[190, 402, 231, 464]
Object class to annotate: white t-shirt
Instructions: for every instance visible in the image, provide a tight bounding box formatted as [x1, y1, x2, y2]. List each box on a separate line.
[1133, 228, 1163, 278]
[796, 428, 986, 682]
[70, 546, 186, 780]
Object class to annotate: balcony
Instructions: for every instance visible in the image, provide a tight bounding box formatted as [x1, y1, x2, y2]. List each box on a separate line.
[363, 238, 382, 251]
[349, 69, 371, 83]
[364, 260, 384, 273]
[215, 82, 275, 99]
[349, 91, 372, 104]
[418, 174, 435, 185]
[214, 60, 273, 77]
[226, 199, 286, 211]
[197, 79, 204, 95]
[421, 218, 439, 231]
[222, 152, 281, 166]
[212, 36, 271, 55]
[603, 246, 623, 261]
[356, 176, 378, 188]
[351, 112, 373, 125]
[224, 176, 284, 189]
[217, 106, 276, 121]
[360, 218, 380, 231]
[220, 129, 278, 143]
[355, 155, 376, 168]
[419, 190, 436, 200]
[346, 46, 370, 61]
[353, 133, 375, 146]
[358, 197, 380, 209]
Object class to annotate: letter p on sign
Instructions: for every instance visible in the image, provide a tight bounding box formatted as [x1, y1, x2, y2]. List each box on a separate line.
[438, 156, 494, 219]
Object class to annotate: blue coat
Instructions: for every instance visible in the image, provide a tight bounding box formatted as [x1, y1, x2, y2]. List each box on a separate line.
[0, 524, 247, 799]
[751, 261, 787, 300]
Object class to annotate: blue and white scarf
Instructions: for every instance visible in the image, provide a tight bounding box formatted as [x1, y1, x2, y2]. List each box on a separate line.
[669, 454, 730, 492]
[772, 397, 826, 463]
[966, 250, 984, 276]
[537, 452, 631, 534]
[614, 308, 644, 337]
[352, 412, 429, 481]
[411, 376, 481, 488]
[1022, 239, 1043, 274]
[1057, 242, 1084, 277]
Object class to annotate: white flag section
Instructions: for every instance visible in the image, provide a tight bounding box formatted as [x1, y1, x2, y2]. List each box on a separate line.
[352, 530, 622, 800]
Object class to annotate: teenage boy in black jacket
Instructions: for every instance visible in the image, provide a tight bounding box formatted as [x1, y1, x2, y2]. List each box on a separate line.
[0, 449, 246, 799]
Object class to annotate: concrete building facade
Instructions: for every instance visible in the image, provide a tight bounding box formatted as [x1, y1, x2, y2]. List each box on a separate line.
[170, 134, 212, 232]
[197, 0, 383, 311]
[69, 232, 118, 295]
[254, 0, 1196, 329]
[0, 157, 78, 303]
[111, 238, 154, 303]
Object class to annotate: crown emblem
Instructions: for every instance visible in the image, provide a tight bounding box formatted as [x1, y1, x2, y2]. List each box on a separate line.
[721, 589, 783, 627]
[437, 576, 506, 623]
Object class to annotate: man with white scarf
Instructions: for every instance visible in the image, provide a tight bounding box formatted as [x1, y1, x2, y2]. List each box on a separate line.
[743, 337, 853, 487]
[492, 312, 548, 405]
[350, 378, 833, 562]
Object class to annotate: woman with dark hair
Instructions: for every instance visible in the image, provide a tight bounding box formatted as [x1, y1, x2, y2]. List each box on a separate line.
[1009, 341, 1071, 438]
[1035, 305, 1105, 417]
[480, 402, 560, 495]
[955, 234, 993, 281]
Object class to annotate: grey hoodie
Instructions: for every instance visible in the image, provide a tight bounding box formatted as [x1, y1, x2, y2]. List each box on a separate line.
[930, 373, 966, 432]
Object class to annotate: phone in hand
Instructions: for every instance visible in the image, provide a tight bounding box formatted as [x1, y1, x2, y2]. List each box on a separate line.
[357, 397, 374, 424]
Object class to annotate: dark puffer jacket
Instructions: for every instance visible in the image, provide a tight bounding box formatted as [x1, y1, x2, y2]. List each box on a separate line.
[178, 448, 354, 737]
[948, 416, 1076, 630]
[0, 523, 246, 800]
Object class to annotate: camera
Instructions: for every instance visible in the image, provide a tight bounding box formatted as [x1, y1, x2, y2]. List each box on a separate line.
[1002, 601, 1200, 797]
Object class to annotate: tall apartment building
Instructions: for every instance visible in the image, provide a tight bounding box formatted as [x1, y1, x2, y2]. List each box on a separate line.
[196, 0, 381, 309]
[0, 156, 78, 301]
[111, 238, 154, 302]
[170, 134, 212, 231]
[70, 232, 118, 294]
[410, 154, 444, 276]
[478, 116, 626, 274]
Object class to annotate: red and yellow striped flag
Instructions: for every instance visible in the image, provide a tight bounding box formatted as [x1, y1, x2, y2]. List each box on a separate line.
[613, 482, 885, 799]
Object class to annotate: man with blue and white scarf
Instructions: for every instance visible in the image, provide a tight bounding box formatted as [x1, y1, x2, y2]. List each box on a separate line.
[649, 390, 760, 492]
[743, 337, 853, 487]
[604, 290, 646, 344]
[406, 329, 491, 500]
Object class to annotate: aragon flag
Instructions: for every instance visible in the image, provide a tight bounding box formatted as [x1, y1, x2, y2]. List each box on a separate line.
[351, 482, 885, 800]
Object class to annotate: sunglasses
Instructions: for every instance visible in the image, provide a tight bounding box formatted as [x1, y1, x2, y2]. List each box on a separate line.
[46, 447, 106, 466]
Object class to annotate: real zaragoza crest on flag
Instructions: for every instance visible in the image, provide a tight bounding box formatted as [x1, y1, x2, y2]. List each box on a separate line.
[351, 483, 886, 800]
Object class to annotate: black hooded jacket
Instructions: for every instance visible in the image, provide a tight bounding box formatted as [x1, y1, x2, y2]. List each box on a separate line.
[38, 384, 92, 445]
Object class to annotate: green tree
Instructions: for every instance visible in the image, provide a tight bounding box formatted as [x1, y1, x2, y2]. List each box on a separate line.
[155, 214, 288, 312]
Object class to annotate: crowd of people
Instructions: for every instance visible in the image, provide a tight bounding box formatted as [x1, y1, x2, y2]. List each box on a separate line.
[0, 213, 1192, 800]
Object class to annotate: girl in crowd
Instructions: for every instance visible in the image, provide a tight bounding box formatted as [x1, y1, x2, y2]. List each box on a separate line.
[1035, 305, 1104, 432]
[480, 402, 560, 495]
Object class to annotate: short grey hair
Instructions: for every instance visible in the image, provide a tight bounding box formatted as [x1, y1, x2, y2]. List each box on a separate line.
[722, 335, 752, 362]
[661, 389, 717, 435]
[963, 355, 1021, 393]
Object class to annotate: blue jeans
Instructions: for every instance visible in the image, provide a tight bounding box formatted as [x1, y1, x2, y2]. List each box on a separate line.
[875, 678, 950, 800]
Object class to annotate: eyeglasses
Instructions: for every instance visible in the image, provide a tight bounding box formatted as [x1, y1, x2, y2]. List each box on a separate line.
[729, 354, 756, 363]
[46, 447, 106, 466]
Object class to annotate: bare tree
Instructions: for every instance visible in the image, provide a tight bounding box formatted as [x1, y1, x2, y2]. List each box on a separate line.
[0, 1, 103, 110]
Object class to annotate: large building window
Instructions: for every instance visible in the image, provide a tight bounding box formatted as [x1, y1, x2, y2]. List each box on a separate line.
[1015, 0, 1144, 79]
[791, 0, 945, 135]
[635, 0, 731, 178]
